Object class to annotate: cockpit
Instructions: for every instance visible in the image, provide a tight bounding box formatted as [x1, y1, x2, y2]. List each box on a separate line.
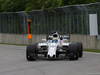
[52, 39, 58, 43]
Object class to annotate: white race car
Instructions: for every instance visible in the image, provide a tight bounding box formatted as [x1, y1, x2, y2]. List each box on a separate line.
[26, 32, 83, 61]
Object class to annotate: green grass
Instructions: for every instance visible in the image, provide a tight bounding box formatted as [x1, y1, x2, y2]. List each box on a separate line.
[0, 43, 27, 46]
[84, 49, 100, 53]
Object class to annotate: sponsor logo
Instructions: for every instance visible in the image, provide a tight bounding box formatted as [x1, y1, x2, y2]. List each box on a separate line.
[50, 46, 55, 47]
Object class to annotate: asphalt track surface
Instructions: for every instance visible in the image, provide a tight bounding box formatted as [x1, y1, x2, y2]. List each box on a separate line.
[0, 44, 100, 75]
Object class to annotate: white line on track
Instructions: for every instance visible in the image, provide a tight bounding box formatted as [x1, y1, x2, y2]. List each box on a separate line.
[84, 51, 100, 55]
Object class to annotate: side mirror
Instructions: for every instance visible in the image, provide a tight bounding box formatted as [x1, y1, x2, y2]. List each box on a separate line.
[42, 39, 46, 42]
[63, 36, 70, 39]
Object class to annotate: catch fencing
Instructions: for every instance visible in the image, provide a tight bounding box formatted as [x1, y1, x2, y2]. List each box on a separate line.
[0, 2, 100, 35]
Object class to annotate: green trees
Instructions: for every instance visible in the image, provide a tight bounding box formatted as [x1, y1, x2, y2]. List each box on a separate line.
[0, 0, 27, 12]
[0, 0, 99, 12]
[25, 0, 62, 11]
[61, 0, 96, 5]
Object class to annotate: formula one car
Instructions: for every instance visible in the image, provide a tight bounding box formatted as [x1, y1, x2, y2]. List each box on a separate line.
[26, 32, 83, 61]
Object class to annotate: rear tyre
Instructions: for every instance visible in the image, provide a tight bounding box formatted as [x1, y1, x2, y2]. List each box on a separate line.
[69, 43, 79, 60]
[76, 42, 83, 57]
[26, 44, 38, 61]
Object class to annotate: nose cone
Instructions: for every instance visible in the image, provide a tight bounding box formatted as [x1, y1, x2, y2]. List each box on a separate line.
[48, 55, 55, 58]
[48, 43, 57, 58]
[48, 54, 54, 58]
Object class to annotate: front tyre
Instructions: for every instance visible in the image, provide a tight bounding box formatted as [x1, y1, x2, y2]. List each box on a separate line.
[76, 42, 83, 57]
[69, 43, 79, 60]
[26, 44, 38, 61]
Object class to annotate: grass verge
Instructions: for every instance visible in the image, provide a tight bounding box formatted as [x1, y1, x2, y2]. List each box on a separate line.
[0, 43, 27, 46]
[84, 49, 100, 53]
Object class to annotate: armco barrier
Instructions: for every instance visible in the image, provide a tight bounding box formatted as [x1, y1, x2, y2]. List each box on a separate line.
[0, 33, 100, 50]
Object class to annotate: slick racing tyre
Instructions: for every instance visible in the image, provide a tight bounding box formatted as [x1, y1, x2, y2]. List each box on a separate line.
[69, 43, 79, 60]
[26, 43, 38, 61]
[76, 42, 83, 57]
